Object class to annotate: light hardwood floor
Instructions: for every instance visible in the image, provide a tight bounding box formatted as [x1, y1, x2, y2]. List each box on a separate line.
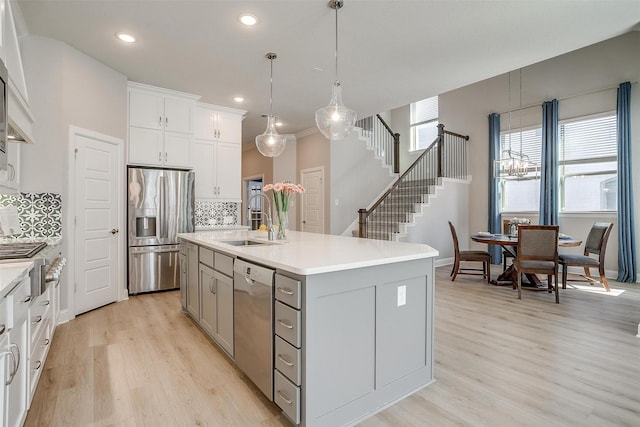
[25, 267, 640, 426]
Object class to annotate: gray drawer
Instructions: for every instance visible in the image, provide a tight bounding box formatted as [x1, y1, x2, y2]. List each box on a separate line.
[275, 301, 301, 348]
[274, 370, 300, 424]
[275, 335, 301, 386]
[214, 252, 234, 277]
[199, 247, 214, 267]
[275, 274, 301, 309]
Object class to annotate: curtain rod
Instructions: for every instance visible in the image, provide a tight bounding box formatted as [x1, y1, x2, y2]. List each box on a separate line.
[496, 81, 638, 116]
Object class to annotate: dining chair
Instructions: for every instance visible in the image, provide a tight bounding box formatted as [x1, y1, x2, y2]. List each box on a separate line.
[514, 225, 559, 303]
[559, 222, 613, 292]
[448, 221, 491, 283]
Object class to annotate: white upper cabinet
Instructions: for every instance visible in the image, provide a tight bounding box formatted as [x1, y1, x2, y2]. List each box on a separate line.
[4, 0, 35, 145]
[194, 103, 244, 143]
[128, 82, 200, 168]
[191, 139, 241, 201]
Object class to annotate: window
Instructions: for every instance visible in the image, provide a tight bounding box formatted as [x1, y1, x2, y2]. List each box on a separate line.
[410, 96, 438, 151]
[559, 113, 617, 212]
[499, 113, 618, 213]
[499, 127, 542, 212]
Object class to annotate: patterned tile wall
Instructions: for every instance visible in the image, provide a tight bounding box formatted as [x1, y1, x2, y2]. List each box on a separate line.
[195, 200, 240, 227]
[0, 192, 63, 238]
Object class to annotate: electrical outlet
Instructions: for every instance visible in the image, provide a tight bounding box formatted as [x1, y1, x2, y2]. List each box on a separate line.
[397, 285, 406, 307]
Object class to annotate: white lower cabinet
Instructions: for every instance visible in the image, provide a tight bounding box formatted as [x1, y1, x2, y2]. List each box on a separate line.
[1, 276, 30, 427]
[29, 286, 53, 403]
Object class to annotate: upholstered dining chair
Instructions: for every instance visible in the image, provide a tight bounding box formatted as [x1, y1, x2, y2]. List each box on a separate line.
[559, 222, 614, 292]
[514, 225, 559, 303]
[448, 221, 491, 282]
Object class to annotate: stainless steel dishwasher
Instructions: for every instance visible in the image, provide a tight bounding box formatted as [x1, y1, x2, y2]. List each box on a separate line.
[233, 259, 275, 400]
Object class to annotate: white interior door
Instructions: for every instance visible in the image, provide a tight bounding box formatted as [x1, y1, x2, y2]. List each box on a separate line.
[74, 132, 120, 315]
[301, 167, 324, 234]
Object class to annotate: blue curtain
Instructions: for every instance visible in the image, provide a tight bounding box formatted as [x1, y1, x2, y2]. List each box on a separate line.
[488, 113, 502, 264]
[616, 82, 636, 283]
[539, 99, 559, 225]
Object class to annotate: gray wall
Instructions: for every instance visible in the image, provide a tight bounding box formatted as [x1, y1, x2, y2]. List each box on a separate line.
[273, 139, 298, 230]
[20, 35, 127, 315]
[438, 31, 640, 276]
[329, 129, 396, 235]
[296, 131, 330, 233]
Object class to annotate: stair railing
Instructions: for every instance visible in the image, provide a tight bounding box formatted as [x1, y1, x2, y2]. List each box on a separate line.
[358, 124, 469, 239]
[355, 114, 400, 173]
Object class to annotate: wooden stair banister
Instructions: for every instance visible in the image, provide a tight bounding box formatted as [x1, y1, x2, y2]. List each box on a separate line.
[358, 124, 469, 240]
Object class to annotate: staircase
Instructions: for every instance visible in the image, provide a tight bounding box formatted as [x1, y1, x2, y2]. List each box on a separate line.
[357, 124, 469, 241]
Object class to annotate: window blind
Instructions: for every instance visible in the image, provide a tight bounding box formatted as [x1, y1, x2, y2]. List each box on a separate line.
[499, 128, 542, 165]
[560, 115, 616, 162]
[411, 96, 438, 125]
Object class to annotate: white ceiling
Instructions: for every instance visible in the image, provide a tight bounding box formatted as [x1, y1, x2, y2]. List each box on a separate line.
[15, 0, 640, 145]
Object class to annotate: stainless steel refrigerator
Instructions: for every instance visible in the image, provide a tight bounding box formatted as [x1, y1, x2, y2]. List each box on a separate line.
[127, 167, 195, 294]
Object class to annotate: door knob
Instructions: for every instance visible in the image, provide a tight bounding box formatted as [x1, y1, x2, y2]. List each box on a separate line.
[111, 228, 119, 235]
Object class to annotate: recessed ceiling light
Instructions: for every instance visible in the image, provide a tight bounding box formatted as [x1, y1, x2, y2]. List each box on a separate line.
[116, 33, 136, 43]
[239, 14, 258, 26]
[233, 96, 244, 103]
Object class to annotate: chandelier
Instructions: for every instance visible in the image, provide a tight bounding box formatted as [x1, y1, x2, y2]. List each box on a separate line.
[494, 69, 538, 179]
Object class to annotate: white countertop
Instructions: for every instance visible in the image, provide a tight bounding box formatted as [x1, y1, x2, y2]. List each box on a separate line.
[178, 230, 439, 275]
[0, 261, 34, 298]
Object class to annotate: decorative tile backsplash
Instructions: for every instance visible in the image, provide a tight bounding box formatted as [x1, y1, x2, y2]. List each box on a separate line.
[195, 201, 240, 227]
[0, 193, 63, 238]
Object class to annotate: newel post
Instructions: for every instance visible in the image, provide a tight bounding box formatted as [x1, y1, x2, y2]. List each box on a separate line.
[437, 124, 445, 178]
[358, 209, 368, 238]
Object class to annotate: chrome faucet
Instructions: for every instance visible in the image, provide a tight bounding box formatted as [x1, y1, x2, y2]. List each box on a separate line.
[247, 193, 275, 241]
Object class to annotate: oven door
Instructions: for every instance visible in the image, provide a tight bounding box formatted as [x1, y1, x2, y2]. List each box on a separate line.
[128, 245, 180, 294]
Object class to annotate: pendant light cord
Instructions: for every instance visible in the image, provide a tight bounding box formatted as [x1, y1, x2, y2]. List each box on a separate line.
[334, 3, 339, 81]
[269, 56, 274, 116]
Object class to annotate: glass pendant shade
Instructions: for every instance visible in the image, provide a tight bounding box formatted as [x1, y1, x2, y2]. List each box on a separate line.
[315, 80, 357, 140]
[255, 115, 287, 157]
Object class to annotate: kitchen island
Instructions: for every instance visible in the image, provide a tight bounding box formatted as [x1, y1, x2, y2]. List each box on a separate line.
[178, 230, 438, 427]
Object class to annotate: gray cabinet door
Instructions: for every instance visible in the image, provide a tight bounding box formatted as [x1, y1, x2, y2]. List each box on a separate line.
[179, 251, 187, 310]
[214, 271, 234, 356]
[186, 243, 200, 319]
[199, 264, 216, 337]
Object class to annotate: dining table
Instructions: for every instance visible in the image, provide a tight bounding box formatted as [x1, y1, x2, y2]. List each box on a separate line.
[471, 233, 582, 288]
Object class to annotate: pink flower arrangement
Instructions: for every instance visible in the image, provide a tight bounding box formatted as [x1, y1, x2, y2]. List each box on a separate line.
[263, 181, 305, 238]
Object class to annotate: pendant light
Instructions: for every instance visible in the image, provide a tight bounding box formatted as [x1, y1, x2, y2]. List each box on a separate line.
[315, 0, 357, 140]
[256, 52, 290, 157]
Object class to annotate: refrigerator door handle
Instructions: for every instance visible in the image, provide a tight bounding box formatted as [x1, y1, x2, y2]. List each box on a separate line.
[159, 175, 166, 239]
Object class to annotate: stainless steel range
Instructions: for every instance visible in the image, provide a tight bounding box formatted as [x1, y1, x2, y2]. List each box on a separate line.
[0, 240, 65, 296]
[0, 241, 47, 260]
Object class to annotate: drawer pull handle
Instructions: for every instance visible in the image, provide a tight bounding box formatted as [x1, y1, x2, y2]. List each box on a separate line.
[43, 300, 51, 306]
[277, 391, 293, 405]
[278, 320, 293, 329]
[44, 339, 50, 345]
[277, 287, 294, 296]
[0, 324, 5, 335]
[277, 354, 294, 367]
[34, 360, 42, 371]
[23, 296, 31, 303]
[33, 316, 43, 324]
